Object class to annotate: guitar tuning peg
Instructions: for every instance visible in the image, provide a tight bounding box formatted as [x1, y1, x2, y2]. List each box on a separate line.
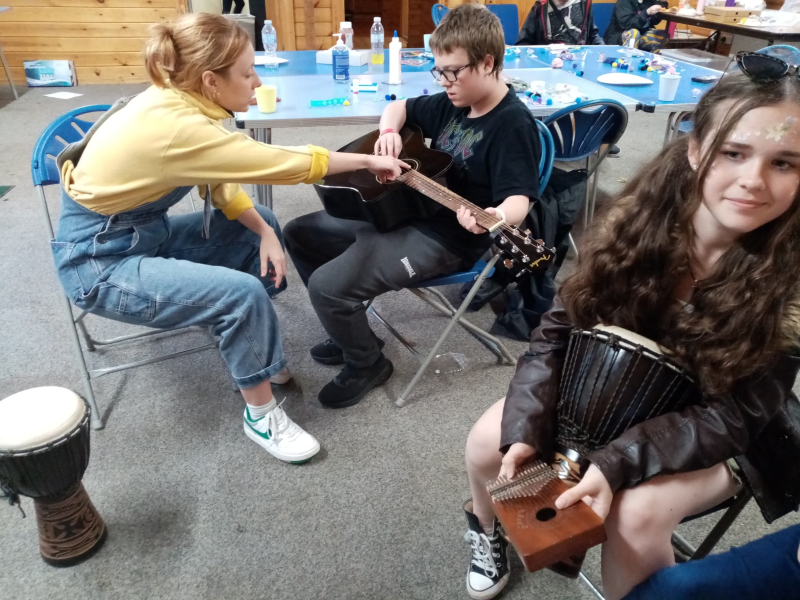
[524, 229, 531, 236]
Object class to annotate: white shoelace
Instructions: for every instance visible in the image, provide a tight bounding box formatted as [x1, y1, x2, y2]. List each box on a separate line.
[265, 399, 304, 444]
[464, 530, 498, 578]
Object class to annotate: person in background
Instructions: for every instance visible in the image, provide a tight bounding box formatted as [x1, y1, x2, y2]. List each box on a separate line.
[516, 0, 619, 155]
[604, 0, 669, 51]
[222, 0, 245, 14]
[624, 524, 800, 600]
[516, 0, 605, 46]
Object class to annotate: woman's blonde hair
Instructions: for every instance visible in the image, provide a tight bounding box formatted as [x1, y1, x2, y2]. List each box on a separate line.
[144, 13, 251, 96]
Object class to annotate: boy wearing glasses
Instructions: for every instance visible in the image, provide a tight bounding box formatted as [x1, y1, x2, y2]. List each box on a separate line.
[283, 4, 540, 409]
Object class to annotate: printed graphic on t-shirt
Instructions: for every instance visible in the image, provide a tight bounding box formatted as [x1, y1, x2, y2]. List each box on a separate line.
[436, 118, 484, 162]
[548, 0, 586, 44]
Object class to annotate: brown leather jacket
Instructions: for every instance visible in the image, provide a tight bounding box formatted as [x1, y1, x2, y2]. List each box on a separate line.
[500, 296, 800, 523]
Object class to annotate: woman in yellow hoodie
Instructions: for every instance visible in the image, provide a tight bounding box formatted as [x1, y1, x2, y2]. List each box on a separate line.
[52, 13, 406, 464]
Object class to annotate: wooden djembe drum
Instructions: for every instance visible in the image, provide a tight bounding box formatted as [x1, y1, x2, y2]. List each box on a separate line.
[0, 387, 107, 566]
[488, 325, 702, 573]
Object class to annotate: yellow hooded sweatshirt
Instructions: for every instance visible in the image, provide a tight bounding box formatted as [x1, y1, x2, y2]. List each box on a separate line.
[61, 85, 330, 220]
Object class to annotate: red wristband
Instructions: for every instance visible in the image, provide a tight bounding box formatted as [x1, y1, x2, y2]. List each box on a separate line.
[379, 128, 397, 136]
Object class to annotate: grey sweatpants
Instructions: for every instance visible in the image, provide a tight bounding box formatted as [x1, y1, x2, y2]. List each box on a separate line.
[284, 210, 468, 368]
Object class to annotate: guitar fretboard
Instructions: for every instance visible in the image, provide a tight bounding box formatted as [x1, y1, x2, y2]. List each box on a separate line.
[398, 170, 502, 231]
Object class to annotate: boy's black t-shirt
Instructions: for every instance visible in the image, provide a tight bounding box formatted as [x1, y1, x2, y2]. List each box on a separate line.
[404, 86, 541, 263]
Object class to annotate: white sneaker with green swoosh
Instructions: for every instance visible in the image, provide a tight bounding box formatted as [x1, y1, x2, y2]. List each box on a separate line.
[243, 402, 320, 464]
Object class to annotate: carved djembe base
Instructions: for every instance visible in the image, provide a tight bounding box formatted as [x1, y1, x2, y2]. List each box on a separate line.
[34, 483, 107, 567]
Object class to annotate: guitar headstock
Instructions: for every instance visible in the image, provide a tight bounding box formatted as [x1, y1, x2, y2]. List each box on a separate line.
[493, 227, 556, 277]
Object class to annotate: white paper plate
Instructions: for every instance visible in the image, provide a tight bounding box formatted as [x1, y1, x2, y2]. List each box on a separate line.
[255, 56, 289, 65]
[597, 73, 654, 86]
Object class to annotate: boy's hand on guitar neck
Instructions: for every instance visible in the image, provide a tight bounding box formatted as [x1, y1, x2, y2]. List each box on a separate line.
[374, 132, 404, 158]
[457, 205, 502, 234]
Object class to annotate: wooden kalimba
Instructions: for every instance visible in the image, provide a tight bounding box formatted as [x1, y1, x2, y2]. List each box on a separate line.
[487, 461, 606, 573]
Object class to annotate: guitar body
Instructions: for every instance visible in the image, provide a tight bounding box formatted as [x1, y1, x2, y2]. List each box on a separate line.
[313, 126, 453, 232]
[315, 126, 557, 277]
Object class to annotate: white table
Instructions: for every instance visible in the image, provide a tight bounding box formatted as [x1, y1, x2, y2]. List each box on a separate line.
[234, 68, 639, 208]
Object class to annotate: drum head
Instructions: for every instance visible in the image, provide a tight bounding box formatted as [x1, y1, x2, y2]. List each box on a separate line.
[0, 387, 86, 451]
[593, 324, 664, 356]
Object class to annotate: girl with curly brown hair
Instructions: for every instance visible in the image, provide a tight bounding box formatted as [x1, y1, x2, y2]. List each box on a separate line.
[461, 68, 800, 600]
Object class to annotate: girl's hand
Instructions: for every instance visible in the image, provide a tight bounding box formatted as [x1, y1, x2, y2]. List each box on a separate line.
[457, 206, 500, 234]
[555, 464, 613, 519]
[647, 5, 663, 15]
[499, 442, 537, 480]
[374, 132, 404, 158]
[366, 155, 410, 183]
[260, 228, 286, 288]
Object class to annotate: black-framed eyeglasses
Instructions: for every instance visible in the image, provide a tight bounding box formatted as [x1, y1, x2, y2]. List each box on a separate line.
[430, 64, 472, 83]
[735, 51, 800, 82]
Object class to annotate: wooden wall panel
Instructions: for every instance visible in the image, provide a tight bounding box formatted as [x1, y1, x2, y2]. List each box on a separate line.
[1, 7, 176, 21]
[0, 0, 187, 85]
[11, 0, 176, 6]
[294, 7, 331, 22]
[295, 21, 335, 36]
[267, 0, 343, 51]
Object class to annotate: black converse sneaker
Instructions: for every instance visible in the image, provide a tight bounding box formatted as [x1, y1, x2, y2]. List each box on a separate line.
[463, 500, 510, 600]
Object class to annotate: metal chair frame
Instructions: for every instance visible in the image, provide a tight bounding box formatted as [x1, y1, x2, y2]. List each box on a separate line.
[32, 105, 217, 430]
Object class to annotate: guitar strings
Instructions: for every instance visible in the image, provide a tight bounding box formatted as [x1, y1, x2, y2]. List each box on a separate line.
[401, 171, 519, 237]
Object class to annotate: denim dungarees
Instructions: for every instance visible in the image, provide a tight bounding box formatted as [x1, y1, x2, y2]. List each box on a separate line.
[51, 98, 288, 388]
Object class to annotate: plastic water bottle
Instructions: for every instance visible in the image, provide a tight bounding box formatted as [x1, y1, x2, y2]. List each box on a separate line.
[332, 34, 350, 84]
[339, 21, 354, 50]
[262, 20, 278, 59]
[370, 17, 385, 65]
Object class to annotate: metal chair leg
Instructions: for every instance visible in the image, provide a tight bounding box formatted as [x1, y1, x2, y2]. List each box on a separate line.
[59, 294, 104, 429]
[568, 233, 579, 258]
[691, 491, 752, 560]
[0, 43, 19, 101]
[395, 254, 501, 407]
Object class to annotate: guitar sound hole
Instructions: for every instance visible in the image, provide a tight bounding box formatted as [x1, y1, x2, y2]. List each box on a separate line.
[376, 158, 420, 185]
[536, 508, 557, 522]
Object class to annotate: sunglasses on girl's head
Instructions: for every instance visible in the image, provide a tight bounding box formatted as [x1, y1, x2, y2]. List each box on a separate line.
[735, 51, 800, 82]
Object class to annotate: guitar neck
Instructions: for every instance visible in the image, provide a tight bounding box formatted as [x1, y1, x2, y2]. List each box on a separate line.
[398, 170, 502, 231]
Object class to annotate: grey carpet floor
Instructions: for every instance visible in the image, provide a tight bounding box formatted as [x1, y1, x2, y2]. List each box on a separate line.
[0, 83, 797, 600]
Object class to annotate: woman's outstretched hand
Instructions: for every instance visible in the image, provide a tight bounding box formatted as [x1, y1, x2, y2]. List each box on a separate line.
[366, 155, 410, 183]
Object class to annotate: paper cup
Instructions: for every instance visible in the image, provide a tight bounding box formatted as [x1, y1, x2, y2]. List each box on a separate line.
[424, 34, 432, 52]
[658, 74, 681, 102]
[255, 84, 277, 113]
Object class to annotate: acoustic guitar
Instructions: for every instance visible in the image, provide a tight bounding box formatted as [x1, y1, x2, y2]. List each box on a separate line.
[313, 126, 556, 278]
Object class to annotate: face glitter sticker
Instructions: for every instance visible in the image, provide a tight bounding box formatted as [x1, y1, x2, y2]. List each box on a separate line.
[764, 123, 792, 142]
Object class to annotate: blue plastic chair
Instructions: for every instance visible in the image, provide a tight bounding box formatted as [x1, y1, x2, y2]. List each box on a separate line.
[33, 106, 217, 429]
[373, 123, 556, 407]
[486, 4, 520, 46]
[543, 98, 628, 231]
[431, 3, 449, 27]
[592, 1, 615, 38]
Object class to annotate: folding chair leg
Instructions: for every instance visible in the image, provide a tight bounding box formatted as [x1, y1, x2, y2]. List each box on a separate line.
[578, 572, 605, 600]
[75, 314, 97, 352]
[412, 287, 515, 363]
[691, 490, 752, 560]
[395, 254, 501, 407]
[568, 233, 579, 258]
[59, 294, 104, 429]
